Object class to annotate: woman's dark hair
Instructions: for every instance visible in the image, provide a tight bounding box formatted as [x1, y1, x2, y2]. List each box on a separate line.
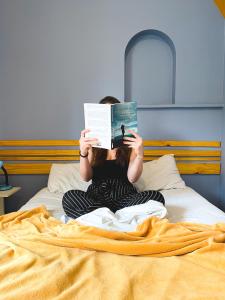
[99, 96, 120, 105]
[92, 96, 131, 167]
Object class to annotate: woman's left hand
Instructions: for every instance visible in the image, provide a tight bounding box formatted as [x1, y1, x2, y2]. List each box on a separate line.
[123, 130, 144, 157]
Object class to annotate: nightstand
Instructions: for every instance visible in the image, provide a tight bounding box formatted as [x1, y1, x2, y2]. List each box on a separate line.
[0, 187, 21, 215]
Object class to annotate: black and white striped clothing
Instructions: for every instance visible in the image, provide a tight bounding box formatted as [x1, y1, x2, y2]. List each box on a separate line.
[62, 178, 165, 219]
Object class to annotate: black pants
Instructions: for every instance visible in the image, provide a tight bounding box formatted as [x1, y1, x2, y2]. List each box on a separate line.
[62, 178, 165, 219]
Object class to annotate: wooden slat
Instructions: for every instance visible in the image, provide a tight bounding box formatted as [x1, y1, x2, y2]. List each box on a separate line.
[144, 150, 221, 157]
[0, 140, 80, 147]
[0, 163, 220, 175]
[3, 164, 52, 175]
[214, 0, 225, 18]
[0, 156, 80, 161]
[143, 140, 220, 147]
[177, 163, 220, 175]
[0, 140, 220, 147]
[0, 150, 80, 156]
[143, 156, 221, 161]
[0, 149, 221, 157]
[0, 139, 221, 175]
[0, 156, 221, 161]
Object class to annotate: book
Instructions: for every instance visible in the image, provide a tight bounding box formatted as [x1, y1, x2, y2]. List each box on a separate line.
[84, 102, 138, 149]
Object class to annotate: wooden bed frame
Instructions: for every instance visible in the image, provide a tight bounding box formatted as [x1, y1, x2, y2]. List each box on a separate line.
[0, 140, 221, 175]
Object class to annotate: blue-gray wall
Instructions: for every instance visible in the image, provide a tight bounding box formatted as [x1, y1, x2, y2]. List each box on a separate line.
[221, 20, 225, 208]
[0, 0, 224, 212]
[0, 85, 3, 138]
[0, 118, 3, 138]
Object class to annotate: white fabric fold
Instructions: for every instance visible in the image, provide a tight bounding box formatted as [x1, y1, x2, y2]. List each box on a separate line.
[61, 200, 167, 232]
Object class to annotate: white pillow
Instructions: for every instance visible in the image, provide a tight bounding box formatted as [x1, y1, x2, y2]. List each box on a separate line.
[134, 154, 186, 191]
[48, 163, 91, 193]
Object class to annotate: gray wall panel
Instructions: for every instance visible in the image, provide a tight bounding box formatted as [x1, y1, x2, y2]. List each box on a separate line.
[220, 21, 225, 211]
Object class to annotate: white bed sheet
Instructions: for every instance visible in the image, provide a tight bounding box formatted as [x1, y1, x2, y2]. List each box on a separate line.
[20, 187, 225, 225]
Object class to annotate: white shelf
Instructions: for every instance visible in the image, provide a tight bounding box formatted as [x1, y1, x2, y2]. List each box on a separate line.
[0, 187, 21, 215]
[0, 187, 21, 198]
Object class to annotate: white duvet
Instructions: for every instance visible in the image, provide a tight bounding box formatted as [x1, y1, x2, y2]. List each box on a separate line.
[61, 200, 167, 231]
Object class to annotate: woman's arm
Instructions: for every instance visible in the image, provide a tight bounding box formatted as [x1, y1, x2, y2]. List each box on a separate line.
[123, 130, 144, 183]
[79, 129, 98, 181]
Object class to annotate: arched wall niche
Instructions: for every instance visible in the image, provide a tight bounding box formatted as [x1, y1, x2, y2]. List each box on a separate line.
[125, 29, 176, 106]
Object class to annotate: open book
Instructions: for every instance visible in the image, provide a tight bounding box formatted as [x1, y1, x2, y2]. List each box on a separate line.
[84, 102, 137, 149]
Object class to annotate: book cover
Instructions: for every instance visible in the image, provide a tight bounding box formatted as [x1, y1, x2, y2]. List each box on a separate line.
[111, 102, 137, 148]
[84, 102, 137, 149]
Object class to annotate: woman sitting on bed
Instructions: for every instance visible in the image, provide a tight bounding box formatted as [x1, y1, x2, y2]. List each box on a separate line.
[62, 96, 165, 219]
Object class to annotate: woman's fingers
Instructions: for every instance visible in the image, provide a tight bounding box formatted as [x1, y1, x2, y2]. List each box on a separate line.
[123, 140, 134, 146]
[84, 141, 98, 145]
[83, 138, 98, 142]
[123, 140, 134, 148]
[127, 129, 139, 138]
[123, 139, 141, 145]
[79, 136, 98, 149]
[80, 129, 98, 142]
[80, 129, 91, 137]
[123, 136, 136, 142]
[84, 140, 99, 146]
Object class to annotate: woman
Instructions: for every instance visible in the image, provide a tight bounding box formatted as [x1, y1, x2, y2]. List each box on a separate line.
[62, 96, 165, 219]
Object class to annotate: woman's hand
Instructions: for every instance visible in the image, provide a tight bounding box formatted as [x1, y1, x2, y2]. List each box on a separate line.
[123, 129, 144, 157]
[124, 130, 144, 183]
[79, 129, 98, 156]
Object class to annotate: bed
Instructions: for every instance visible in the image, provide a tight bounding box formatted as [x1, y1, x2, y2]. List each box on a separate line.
[0, 139, 225, 299]
[20, 185, 225, 225]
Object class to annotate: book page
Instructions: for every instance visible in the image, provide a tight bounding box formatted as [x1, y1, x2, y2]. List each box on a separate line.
[84, 103, 112, 149]
[111, 102, 137, 148]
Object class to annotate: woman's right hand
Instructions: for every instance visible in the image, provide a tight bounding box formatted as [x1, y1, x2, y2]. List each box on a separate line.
[79, 129, 98, 156]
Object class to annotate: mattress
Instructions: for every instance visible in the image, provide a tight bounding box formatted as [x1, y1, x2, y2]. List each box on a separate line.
[20, 186, 225, 225]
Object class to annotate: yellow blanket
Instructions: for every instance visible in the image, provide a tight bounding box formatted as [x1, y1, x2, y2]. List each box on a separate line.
[0, 206, 225, 299]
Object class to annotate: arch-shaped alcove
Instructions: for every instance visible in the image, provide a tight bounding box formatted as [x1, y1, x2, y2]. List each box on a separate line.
[125, 29, 176, 106]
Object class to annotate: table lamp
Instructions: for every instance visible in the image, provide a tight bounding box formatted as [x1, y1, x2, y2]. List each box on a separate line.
[0, 161, 12, 191]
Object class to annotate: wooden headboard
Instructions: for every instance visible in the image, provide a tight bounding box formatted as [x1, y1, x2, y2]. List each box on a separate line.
[0, 140, 221, 175]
